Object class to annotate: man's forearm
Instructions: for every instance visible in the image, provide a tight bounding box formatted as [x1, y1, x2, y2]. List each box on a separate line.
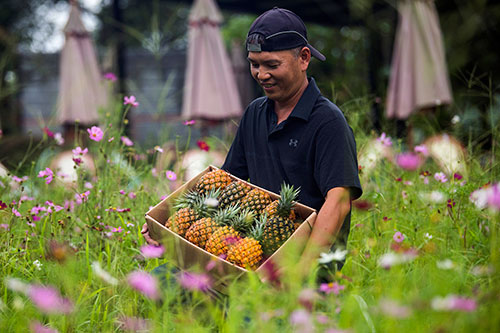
[298, 187, 351, 272]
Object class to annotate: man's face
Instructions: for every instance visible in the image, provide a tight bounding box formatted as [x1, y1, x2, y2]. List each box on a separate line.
[247, 49, 309, 103]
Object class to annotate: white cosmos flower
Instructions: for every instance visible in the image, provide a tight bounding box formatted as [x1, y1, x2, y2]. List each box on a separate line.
[91, 261, 118, 286]
[436, 259, 455, 270]
[318, 248, 348, 264]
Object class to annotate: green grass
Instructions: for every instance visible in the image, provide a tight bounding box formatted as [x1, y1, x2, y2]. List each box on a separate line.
[0, 102, 499, 332]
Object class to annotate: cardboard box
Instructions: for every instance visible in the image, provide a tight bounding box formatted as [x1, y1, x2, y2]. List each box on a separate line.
[145, 165, 317, 290]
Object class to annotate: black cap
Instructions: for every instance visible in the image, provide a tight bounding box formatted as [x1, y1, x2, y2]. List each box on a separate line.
[246, 7, 326, 61]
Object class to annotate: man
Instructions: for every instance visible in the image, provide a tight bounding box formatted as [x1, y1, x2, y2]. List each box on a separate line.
[143, 7, 362, 280]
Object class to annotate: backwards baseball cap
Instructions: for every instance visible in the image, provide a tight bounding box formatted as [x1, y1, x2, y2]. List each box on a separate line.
[246, 7, 326, 61]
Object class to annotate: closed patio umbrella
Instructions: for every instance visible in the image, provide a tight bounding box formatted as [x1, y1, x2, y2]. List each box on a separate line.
[386, 0, 453, 120]
[181, 0, 242, 120]
[56, 1, 107, 128]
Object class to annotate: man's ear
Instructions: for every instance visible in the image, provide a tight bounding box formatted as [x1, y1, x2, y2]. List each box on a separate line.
[300, 47, 311, 70]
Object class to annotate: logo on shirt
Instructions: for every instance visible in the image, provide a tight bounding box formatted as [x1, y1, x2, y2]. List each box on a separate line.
[289, 139, 299, 148]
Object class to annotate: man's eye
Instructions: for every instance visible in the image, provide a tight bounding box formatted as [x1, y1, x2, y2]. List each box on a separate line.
[250, 63, 259, 68]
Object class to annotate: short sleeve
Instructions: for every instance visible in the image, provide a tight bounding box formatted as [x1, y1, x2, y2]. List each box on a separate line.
[313, 116, 362, 200]
[222, 114, 249, 181]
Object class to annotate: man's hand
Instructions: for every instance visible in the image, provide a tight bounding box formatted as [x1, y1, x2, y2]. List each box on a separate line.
[141, 223, 159, 246]
[297, 187, 351, 278]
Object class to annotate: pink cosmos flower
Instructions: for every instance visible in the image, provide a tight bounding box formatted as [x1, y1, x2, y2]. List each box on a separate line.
[87, 126, 104, 142]
[121, 136, 134, 146]
[396, 153, 423, 171]
[393, 231, 405, 243]
[434, 172, 448, 183]
[54, 132, 64, 145]
[178, 271, 212, 292]
[453, 172, 463, 181]
[28, 285, 74, 314]
[12, 175, 28, 183]
[140, 244, 165, 258]
[154, 145, 163, 153]
[197, 140, 210, 151]
[12, 207, 22, 217]
[104, 72, 117, 82]
[112, 226, 123, 233]
[123, 95, 139, 107]
[319, 282, 345, 295]
[487, 183, 500, 212]
[30, 321, 58, 333]
[37, 167, 54, 184]
[72, 146, 88, 156]
[183, 120, 196, 126]
[117, 316, 150, 331]
[127, 271, 160, 300]
[378, 298, 412, 318]
[377, 132, 392, 147]
[165, 170, 177, 181]
[414, 144, 429, 156]
[431, 295, 477, 312]
[128, 192, 136, 199]
[0, 224, 9, 230]
[289, 309, 313, 333]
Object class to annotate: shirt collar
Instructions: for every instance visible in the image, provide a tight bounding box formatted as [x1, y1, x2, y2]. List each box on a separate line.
[258, 77, 321, 122]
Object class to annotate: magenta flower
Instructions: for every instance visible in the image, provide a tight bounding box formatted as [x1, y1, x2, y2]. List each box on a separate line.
[112, 226, 123, 233]
[197, 140, 210, 151]
[319, 282, 345, 295]
[393, 231, 405, 243]
[183, 120, 196, 126]
[140, 244, 165, 258]
[124, 95, 139, 107]
[87, 126, 104, 142]
[396, 153, 423, 171]
[127, 271, 160, 300]
[0, 224, 9, 230]
[43, 127, 54, 138]
[434, 172, 448, 183]
[178, 271, 212, 292]
[128, 192, 136, 199]
[377, 132, 392, 147]
[0, 200, 7, 210]
[414, 144, 429, 156]
[165, 170, 177, 181]
[28, 285, 74, 314]
[37, 167, 54, 184]
[121, 136, 134, 146]
[104, 72, 117, 82]
[72, 146, 88, 156]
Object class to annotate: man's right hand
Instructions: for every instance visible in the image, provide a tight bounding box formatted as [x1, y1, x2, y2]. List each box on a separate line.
[141, 223, 159, 246]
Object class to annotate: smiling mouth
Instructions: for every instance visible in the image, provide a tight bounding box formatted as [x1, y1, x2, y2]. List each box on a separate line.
[261, 83, 275, 89]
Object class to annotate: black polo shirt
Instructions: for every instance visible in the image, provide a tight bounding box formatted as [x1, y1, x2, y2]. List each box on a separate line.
[222, 78, 362, 247]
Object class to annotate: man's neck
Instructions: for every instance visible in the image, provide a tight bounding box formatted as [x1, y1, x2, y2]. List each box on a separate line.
[274, 77, 309, 124]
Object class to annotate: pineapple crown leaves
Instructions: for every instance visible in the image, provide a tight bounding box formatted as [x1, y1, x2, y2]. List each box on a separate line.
[248, 213, 267, 241]
[230, 208, 256, 233]
[213, 204, 242, 226]
[173, 188, 221, 217]
[276, 183, 300, 216]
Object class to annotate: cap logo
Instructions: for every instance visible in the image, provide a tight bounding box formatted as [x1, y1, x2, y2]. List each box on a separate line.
[247, 43, 262, 52]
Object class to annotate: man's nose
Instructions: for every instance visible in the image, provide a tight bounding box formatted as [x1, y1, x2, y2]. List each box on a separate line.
[256, 70, 271, 81]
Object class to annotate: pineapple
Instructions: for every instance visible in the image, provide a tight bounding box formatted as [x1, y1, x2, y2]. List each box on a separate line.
[261, 183, 300, 256]
[240, 188, 272, 216]
[263, 183, 299, 221]
[165, 189, 219, 236]
[227, 216, 265, 270]
[218, 181, 252, 209]
[195, 169, 232, 195]
[184, 217, 218, 248]
[185, 205, 239, 249]
[204, 205, 245, 256]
